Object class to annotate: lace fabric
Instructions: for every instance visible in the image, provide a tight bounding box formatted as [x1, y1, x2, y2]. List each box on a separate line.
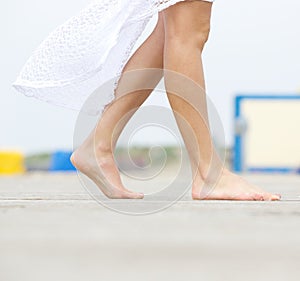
[12, 0, 213, 115]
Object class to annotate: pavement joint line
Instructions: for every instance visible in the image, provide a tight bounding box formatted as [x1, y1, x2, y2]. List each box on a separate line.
[1, 196, 299, 202]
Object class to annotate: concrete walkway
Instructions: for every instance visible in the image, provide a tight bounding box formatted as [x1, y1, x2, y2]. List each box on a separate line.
[0, 173, 300, 281]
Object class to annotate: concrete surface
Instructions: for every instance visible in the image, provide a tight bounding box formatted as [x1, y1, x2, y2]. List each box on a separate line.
[0, 172, 300, 281]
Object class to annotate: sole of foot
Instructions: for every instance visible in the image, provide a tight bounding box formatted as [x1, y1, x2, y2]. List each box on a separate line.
[70, 151, 144, 199]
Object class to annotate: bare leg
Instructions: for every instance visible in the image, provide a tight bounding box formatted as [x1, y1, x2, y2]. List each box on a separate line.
[71, 14, 165, 199]
[163, 1, 280, 201]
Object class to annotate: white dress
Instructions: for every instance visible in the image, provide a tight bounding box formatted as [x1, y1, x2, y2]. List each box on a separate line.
[13, 0, 214, 115]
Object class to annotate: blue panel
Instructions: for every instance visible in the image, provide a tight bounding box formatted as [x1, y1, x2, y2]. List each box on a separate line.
[234, 94, 300, 101]
[233, 96, 243, 172]
[247, 167, 296, 173]
[49, 151, 76, 172]
[233, 94, 300, 173]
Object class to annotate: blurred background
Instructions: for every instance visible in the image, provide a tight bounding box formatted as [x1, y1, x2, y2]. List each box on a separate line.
[1, 0, 300, 174]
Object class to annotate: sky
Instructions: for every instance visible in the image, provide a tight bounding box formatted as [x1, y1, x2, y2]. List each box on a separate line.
[1, 0, 300, 154]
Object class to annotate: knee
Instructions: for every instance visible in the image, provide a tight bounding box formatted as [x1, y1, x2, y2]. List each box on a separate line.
[165, 23, 210, 52]
[193, 24, 211, 51]
[198, 23, 211, 49]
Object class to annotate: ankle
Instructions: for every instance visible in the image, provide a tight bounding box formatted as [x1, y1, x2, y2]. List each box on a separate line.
[95, 141, 113, 155]
[199, 165, 227, 183]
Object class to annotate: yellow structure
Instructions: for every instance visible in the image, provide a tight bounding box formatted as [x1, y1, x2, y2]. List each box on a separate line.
[0, 151, 25, 175]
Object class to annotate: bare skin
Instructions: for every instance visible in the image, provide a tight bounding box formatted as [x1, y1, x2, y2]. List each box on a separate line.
[71, 2, 280, 201]
[163, 1, 280, 200]
[70, 13, 165, 199]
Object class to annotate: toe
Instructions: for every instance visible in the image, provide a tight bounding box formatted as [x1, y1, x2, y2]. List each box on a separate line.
[121, 191, 144, 199]
[252, 193, 264, 201]
[262, 192, 280, 201]
[131, 192, 144, 199]
[271, 194, 281, 201]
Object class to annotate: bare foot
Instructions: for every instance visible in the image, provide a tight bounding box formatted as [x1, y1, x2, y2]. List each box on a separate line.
[70, 142, 144, 199]
[192, 169, 281, 201]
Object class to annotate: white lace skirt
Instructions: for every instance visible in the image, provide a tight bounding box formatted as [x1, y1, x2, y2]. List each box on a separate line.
[13, 0, 214, 115]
